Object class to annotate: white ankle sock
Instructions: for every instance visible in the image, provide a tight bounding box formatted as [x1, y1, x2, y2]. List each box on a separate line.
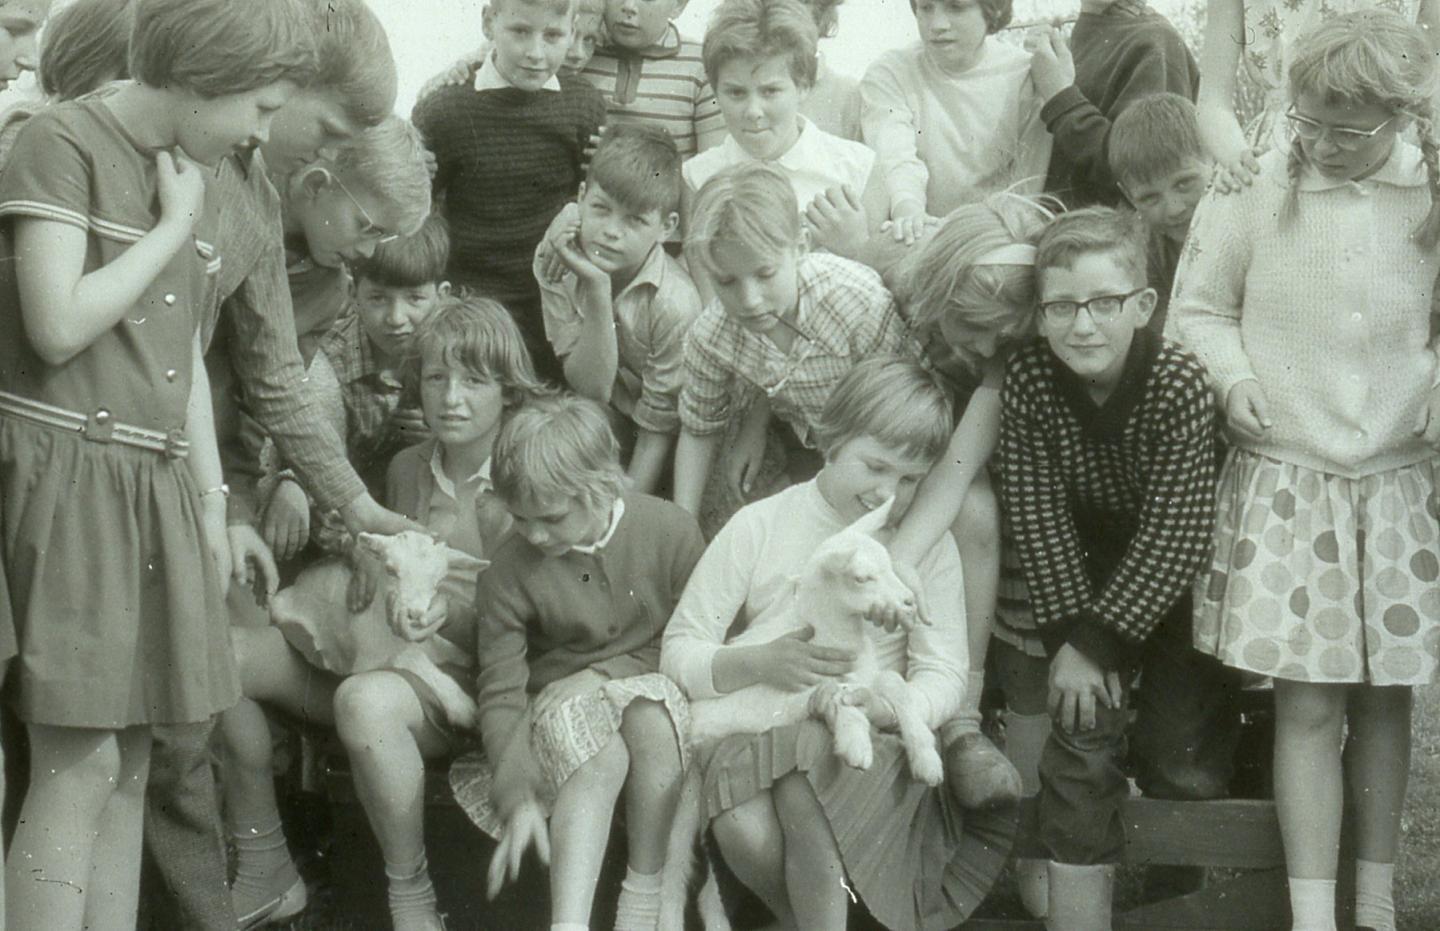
[385, 852, 439, 928]
[229, 818, 299, 916]
[1354, 860, 1395, 931]
[551, 923, 590, 931]
[614, 866, 663, 931]
[1287, 877, 1337, 931]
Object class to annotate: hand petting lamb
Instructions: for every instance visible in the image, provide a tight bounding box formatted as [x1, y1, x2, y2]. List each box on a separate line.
[270, 530, 487, 730]
[687, 498, 944, 785]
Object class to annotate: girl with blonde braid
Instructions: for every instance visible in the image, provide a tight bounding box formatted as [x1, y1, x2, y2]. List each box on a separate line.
[1172, 12, 1440, 931]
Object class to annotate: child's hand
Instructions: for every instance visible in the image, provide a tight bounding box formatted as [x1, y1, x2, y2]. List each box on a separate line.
[881, 202, 928, 246]
[1225, 379, 1274, 442]
[390, 407, 430, 444]
[156, 150, 205, 235]
[866, 558, 931, 632]
[261, 477, 311, 563]
[723, 409, 770, 502]
[532, 668, 607, 719]
[547, 221, 609, 290]
[346, 551, 379, 614]
[200, 493, 232, 599]
[1047, 643, 1122, 733]
[582, 125, 606, 163]
[389, 590, 449, 642]
[487, 796, 550, 900]
[806, 184, 870, 259]
[1024, 25, 1075, 103]
[417, 48, 486, 100]
[755, 626, 856, 691]
[1211, 146, 1263, 195]
[227, 523, 280, 608]
[1413, 383, 1440, 450]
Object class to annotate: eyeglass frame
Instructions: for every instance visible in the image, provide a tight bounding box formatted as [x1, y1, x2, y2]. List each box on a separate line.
[1284, 106, 1397, 151]
[332, 173, 400, 245]
[1037, 287, 1150, 328]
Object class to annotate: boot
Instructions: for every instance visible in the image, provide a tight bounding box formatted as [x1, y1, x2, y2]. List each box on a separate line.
[1005, 709, 1052, 918]
[1045, 862, 1114, 931]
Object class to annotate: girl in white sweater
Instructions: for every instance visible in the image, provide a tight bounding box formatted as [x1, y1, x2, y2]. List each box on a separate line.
[1171, 12, 1440, 931]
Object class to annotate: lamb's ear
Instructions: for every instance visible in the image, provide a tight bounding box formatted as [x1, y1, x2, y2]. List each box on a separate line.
[446, 548, 490, 579]
[354, 532, 388, 559]
[846, 496, 894, 539]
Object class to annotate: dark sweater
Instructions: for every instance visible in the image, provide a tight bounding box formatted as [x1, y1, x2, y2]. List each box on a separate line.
[996, 331, 1218, 670]
[412, 74, 606, 318]
[1041, 0, 1198, 209]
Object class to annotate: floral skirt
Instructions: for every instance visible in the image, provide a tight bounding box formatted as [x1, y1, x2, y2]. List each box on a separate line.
[449, 673, 689, 837]
[1195, 449, 1440, 685]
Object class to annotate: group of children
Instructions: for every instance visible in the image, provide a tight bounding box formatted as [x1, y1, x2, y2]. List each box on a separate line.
[0, 0, 1435, 930]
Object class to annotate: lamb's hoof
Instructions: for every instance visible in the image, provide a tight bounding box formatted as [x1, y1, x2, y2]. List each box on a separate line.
[834, 731, 873, 770]
[909, 745, 944, 787]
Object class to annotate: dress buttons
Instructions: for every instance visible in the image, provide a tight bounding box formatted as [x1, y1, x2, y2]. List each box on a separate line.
[165, 369, 178, 382]
[94, 408, 111, 425]
[163, 293, 177, 306]
[1351, 312, 1363, 322]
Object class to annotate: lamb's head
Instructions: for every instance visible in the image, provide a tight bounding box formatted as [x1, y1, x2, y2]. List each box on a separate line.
[354, 531, 487, 636]
[804, 499, 916, 627]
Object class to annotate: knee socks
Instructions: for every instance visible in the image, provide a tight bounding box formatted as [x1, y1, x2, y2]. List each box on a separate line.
[1354, 859, 1395, 931]
[613, 865, 663, 931]
[386, 851, 440, 930]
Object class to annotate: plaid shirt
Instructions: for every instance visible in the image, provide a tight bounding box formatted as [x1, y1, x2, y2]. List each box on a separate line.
[679, 253, 912, 446]
[206, 150, 364, 516]
[996, 332, 1218, 670]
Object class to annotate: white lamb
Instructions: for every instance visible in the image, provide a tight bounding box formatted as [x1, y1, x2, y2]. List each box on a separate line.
[270, 530, 487, 730]
[662, 500, 944, 929]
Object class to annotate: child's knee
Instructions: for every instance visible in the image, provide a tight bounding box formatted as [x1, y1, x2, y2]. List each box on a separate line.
[1276, 683, 1347, 735]
[334, 672, 411, 747]
[772, 773, 824, 833]
[620, 699, 680, 761]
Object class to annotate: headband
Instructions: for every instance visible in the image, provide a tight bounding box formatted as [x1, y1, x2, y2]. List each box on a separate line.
[975, 243, 1037, 267]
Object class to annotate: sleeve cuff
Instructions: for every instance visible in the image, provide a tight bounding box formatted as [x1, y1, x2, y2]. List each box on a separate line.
[1039, 85, 1087, 125]
[1064, 611, 1130, 671]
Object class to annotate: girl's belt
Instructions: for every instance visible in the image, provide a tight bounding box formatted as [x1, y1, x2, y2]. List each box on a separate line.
[0, 391, 189, 459]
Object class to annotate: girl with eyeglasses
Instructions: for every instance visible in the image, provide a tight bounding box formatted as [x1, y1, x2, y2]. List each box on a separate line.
[1172, 12, 1440, 931]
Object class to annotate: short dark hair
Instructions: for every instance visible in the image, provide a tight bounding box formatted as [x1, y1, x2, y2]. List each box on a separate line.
[1107, 93, 1206, 188]
[1035, 206, 1148, 290]
[908, 0, 1012, 33]
[702, 0, 819, 91]
[39, 0, 134, 101]
[352, 213, 451, 290]
[586, 122, 683, 217]
[129, 0, 318, 98]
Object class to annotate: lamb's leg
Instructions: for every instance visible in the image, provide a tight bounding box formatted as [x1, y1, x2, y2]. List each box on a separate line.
[875, 671, 943, 786]
[814, 686, 874, 771]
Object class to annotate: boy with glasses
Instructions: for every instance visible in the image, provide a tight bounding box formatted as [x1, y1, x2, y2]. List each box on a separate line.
[995, 206, 1240, 928]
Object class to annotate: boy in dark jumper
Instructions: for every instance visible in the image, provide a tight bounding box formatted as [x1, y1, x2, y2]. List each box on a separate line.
[413, 0, 607, 380]
[1028, 0, 1197, 209]
[995, 207, 1238, 928]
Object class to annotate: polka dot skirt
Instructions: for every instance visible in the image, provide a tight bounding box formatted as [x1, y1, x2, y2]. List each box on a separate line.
[1195, 449, 1440, 685]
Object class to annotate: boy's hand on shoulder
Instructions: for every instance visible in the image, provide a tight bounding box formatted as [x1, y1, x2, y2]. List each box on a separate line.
[1225, 379, 1274, 443]
[532, 668, 608, 719]
[1024, 26, 1075, 104]
[1047, 643, 1121, 733]
[261, 477, 311, 563]
[156, 150, 206, 237]
[417, 47, 486, 100]
[1211, 146, 1263, 195]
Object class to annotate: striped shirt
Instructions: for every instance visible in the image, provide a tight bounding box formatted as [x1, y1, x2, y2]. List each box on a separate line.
[206, 150, 364, 516]
[996, 332, 1218, 670]
[581, 24, 725, 158]
[678, 253, 912, 446]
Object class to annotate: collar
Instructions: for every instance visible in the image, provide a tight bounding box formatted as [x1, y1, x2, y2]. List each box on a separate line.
[570, 498, 626, 554]
[1296, 138, 1426, 193]
[474, 52, 561, 92]
[614, 241, 668, 299]
[601, 22, 681, 61]
[428, 441, 493, 501]
[1050, 327, 1159, 438]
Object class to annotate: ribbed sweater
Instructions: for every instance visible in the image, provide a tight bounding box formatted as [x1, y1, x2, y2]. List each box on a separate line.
[1170, 142, 1440, 479]
[413, 75, 606, 307]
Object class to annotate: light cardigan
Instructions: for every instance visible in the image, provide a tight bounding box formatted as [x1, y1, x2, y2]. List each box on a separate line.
[859, 37, 1052, 218]
[660, 479, 967, 731]
[1170, 141, 1440, 479]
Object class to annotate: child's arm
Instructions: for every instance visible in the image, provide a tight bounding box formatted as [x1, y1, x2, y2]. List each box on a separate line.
[474, 566, 537, 766]
[900, 538, 969, 729]
[539, 223, 620, 404]
[1196, 0, 1261, 190]
[627, 430, 670, 495]
[672, 313, 736, 514]
[860, 55, 931, 241]
[672, 428, 721, 516]
[693, 71, 727, 154]
[889, 363, 1003, 569]
[722, 396, 770, 503]
[627, 276, 702, 494]
[186, 330, 234, 596]
[15, 151, 203, 366]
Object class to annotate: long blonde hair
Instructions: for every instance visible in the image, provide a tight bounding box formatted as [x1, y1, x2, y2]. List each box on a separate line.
[1284, 9, 1440, 247]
